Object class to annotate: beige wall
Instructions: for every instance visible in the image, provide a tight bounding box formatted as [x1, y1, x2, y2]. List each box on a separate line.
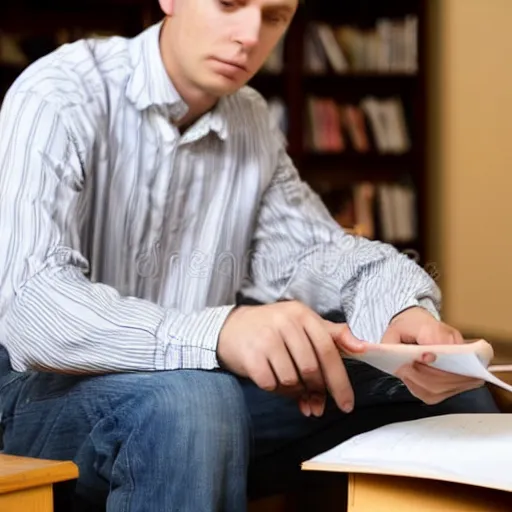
[429, 0, 512, 339]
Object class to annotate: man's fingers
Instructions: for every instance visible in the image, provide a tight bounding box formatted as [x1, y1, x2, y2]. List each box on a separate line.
[309, 392, 327, 416]
[247, 356, 278, 392]
[306, 320, 354, 413]
[415, 325, 466, 346]
[280, 322, 328, 417]
[281, 322, 326, 395]
[323, 321, 367, 354]
[401, 376, 447, 405]
[453, 330, 465, 344]
[380, 327, 402, 345]
[403, 375, 484, 405]
[420, 352, 436, 364]
[401, 373, 462, 405]
[299, 393, 326, 417]
[274, 321, 325, 417]
[298, 396, 312, 417]
[267, 341, 303, 393]
[411, 362, 485, 393]
[399, 363, 486, 403]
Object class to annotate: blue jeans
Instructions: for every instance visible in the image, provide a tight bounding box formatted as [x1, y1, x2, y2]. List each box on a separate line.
[0, 345, 499, 512]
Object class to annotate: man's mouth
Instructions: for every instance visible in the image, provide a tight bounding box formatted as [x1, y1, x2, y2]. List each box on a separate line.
[211, 57, 248, 72]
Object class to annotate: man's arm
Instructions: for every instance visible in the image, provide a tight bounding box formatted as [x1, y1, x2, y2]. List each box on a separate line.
[216, 98, 482, 414]
[216, 123, 442, 416]
[0, 91, 233, 374]
[240, 128, 441, 343]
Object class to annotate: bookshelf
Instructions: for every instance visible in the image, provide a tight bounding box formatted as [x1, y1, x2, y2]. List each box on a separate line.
[0, 0, 430, 262]
[250, 0, 429, 263]
[0, 0, 154, 96]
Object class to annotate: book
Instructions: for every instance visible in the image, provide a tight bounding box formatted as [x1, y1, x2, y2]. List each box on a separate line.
[313, 23, 349, 74]
[344, 339, 512, 394]
[302, 413, 512, 493]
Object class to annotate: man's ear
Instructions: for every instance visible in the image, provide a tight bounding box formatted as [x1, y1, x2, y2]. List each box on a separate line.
[158, 0, 175, 16]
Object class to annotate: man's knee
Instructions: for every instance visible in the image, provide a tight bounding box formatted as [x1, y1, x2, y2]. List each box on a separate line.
[133, 370, 250, 449]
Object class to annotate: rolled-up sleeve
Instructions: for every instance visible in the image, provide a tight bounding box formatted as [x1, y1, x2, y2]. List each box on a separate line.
[240, 128, 441, 343]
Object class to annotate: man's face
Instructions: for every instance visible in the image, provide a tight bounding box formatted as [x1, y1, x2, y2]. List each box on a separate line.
[159, 0, 298, 97]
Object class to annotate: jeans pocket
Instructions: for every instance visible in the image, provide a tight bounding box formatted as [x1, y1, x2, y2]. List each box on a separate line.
[15, 372, 84, 411]
[0, 372, 28, 428]
[0, 372, 25, 394]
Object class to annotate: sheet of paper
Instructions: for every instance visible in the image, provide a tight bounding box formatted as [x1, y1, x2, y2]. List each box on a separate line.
[347, 349, 512, 394]
[304, 413, 512, 492]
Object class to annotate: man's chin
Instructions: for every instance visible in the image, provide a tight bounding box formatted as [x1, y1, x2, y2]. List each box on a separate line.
[200, 75, 248, 97]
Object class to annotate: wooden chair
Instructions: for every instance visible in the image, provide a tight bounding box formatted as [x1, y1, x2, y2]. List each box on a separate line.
[0, 454, 78, 512]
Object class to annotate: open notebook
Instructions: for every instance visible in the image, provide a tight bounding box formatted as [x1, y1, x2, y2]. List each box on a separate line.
[302, 413, 512, 492]
[344, 339, 512, 394]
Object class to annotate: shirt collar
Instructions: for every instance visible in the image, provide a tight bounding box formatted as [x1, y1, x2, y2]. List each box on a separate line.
[126, 21, 229, 141]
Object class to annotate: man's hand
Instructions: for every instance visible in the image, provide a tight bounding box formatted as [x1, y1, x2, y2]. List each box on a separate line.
[218, 301, 367, 417]
[382, 307, 485, 404]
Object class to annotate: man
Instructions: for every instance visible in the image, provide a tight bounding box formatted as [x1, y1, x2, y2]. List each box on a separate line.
[0, 0, 499, 510]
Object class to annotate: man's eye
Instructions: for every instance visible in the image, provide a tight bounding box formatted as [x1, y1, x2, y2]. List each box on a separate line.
[219, 0, 236, 8]
[266, 16, 281, 24]
[264, 14, 286, 25]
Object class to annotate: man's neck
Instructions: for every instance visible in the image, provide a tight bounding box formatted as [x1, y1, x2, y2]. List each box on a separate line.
[173, 89, 217, 130]
[159, 18, 218, 130]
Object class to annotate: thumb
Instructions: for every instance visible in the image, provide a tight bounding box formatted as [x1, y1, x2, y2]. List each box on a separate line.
[380, 325, 402, 345]
[323, 321, 367, 354]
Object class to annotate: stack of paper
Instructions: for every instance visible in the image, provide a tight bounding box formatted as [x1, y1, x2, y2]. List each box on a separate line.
[302, 414, 512, 492]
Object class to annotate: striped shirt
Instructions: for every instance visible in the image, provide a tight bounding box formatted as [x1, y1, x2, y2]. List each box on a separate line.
[0, 22, 441, 374]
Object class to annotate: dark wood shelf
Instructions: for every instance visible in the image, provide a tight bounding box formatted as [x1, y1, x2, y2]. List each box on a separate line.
[303, 73, 419, 98]
[297, 152, 416, 172]
[304, 73, 418, 83]
[0, 63, 25, 73]
[304, 72, 418, 80]
[299, 167, 411, 192]
[0, 5, 147, 34]
[304, 0, 422, 24]
[0, 64, 24, 90]
[394, 239, 421, 251]
[248, 72, 285, 98]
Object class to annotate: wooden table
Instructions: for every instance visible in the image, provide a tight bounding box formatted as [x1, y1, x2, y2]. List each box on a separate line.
[343, 377, 512, 512]
[348, 473, 512, 511]
[0, 454, 78, 512]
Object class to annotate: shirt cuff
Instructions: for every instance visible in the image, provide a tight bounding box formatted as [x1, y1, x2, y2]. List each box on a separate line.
[415, 297, 441, 321]
[156, 305, 236, 370]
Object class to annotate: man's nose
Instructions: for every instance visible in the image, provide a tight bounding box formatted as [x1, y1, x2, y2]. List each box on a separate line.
[233, 8, 261, 51]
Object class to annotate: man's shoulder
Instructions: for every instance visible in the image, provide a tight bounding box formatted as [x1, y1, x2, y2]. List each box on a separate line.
[228, 86, 287, 146]
[225, 85, 281, 138]
[229, 85, 269, 116]
[5, 34, 133, 111]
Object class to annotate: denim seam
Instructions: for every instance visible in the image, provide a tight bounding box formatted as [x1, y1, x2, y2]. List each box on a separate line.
[32, 398, 68, 459]
[110, 428, 136, 512]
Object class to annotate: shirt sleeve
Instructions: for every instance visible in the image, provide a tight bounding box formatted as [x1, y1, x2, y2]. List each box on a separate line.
[240, 126, 441, 343]
[0, 91, 233, 374]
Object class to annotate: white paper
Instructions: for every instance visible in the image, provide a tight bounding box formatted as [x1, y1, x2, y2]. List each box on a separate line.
[305, 413, 512, 492]
[348, 348, 512, 394]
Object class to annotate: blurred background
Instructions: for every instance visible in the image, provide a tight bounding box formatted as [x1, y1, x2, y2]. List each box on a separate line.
[1, 0, 511, 353]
